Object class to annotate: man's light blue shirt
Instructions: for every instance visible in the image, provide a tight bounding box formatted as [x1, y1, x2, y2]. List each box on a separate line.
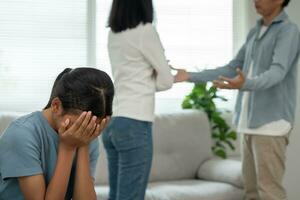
[189, 11, 300, 128]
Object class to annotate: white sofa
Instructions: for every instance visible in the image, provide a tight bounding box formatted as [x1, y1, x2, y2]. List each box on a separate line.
[0, 110, 244, 200]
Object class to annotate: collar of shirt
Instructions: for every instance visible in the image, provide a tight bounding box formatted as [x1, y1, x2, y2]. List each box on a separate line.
[256, 10, 288, 27]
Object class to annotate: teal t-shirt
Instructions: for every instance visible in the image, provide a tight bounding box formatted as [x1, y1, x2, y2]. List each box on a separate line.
[0, 111, 100, 200]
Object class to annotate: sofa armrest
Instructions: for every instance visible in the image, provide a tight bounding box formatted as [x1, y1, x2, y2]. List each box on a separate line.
[197, 157, 243, 188]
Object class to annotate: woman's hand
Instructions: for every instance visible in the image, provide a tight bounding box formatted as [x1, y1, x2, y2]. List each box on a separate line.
[174, 69, 190, 82]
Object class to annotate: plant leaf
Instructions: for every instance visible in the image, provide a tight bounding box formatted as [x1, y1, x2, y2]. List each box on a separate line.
[181, 83, 236, 159]
[214, 149, 227, 159]
[225, 140, 236, 150]
[227, 131, 237, 140]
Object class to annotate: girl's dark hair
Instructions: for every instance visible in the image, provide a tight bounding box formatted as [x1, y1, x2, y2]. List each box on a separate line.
[108, 0, 154, 33]
[44, 67, 114, 118]
[282, 0, 290, 7]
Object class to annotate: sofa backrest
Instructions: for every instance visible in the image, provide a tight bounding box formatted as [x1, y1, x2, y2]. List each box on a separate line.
[0, 112, 23, 137]
[95, 110, 212, 184]
[0, 111, 213, 185]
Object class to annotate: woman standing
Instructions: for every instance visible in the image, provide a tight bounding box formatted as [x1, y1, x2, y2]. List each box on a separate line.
[102, 0, 174, 199]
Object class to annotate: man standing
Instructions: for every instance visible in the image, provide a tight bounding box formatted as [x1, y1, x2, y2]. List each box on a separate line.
[175, 0, 300, 199]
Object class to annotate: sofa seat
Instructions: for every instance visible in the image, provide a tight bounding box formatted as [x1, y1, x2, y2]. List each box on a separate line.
[95, 180, 243, 200]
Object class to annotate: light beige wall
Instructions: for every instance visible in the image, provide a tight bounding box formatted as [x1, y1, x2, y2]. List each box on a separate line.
[284, 2, 300, 199]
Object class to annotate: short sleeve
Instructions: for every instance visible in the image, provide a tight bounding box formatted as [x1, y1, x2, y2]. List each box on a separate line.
[0, 123, 43, 180]
[88, 138, 100, 179]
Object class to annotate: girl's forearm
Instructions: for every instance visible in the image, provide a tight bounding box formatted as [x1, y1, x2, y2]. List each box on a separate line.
[73, 146, 97, 200]
[45, 143, 76, 200]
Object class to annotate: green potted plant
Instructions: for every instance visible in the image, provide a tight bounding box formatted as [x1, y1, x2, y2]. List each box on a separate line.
[182, 83, 237, 159]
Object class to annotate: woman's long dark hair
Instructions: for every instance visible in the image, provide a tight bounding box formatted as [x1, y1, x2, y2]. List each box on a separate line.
[283, 0, 290, 7]
[44, 67, 114, 118]
[108, 0, 154, 33]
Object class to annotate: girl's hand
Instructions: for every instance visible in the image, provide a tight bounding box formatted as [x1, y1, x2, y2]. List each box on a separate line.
[58, 112, 108, 149]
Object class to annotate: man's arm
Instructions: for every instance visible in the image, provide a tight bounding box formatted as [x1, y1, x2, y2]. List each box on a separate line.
[174, 43, 247, 83]
[188, 42, 247, 83]
[174, 28, 260, 84]
[241, 25, 300, 91]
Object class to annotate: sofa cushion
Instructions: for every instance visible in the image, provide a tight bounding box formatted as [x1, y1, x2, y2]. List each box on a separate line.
[95, 110, 213, 184]
[197, 157, 243, 188]
[95, 180, 243, 200]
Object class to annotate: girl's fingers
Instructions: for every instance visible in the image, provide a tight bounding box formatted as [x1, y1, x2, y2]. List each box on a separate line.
[69, 111, 87, 132]
[86, 116, 97, 136]
[91, 117, 107, 138]
[99, 118, 107, 131]
[58, 118, 70, 134]
[91, 124, 102, 139]
[79, 111, 92, 133]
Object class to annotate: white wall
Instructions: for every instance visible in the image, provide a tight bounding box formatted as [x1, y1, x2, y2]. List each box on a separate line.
[242, 1, 300, 199]
[284, 2, 300, 199]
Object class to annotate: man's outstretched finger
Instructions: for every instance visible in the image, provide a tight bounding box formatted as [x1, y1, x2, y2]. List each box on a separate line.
[236, 68, 244, 78]
[219, 76, 232, 83]
[213, 80, 231, 89]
